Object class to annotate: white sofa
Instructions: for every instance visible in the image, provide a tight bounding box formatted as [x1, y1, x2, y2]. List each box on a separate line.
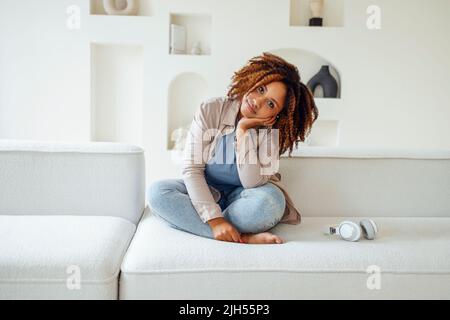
[1, 140, 449, 299]
[120, 147, 450, 300]
[0, 140, 145, 299]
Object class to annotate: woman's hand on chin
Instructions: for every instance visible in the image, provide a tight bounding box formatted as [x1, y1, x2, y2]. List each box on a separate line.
[237, 115, 277, 132]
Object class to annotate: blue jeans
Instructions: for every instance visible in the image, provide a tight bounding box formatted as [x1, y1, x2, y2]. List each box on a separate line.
[147, 179, 286, 239]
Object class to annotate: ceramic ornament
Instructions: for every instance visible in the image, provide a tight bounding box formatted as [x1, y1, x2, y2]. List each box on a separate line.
[103, 0, 139, 16]
[309, 0, 324, 26]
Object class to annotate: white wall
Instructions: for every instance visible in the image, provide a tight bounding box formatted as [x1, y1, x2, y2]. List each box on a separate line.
[340, 0, 450, 149]
[1, 0, 450, 186]
[0, 0, 91, 141]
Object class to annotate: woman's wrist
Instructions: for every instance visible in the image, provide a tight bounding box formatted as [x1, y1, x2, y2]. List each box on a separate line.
[236, 122, 248, 134]
[207, 217, 226, 227]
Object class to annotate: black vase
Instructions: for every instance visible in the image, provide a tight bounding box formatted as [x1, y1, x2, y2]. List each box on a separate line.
[307, 65, 339, 98]
[309, 17, 323, 26]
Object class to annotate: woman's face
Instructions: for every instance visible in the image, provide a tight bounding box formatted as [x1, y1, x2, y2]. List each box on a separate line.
[240, 81, 287, 119]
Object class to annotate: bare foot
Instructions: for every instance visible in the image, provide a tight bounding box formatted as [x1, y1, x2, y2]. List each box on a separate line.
[241, 232, 284, 244]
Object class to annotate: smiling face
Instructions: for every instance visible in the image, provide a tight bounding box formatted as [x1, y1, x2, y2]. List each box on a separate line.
[239, 81, 287, 120]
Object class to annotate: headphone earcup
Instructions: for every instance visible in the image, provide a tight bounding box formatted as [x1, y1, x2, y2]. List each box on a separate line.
[360, 219, 377, 240]
[337, 221, 362, 242]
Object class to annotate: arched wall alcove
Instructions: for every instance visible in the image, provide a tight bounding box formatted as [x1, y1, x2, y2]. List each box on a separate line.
[167, 72, 208, 150]
[270, 48, 342, 150]
[269, 48, 341, 98]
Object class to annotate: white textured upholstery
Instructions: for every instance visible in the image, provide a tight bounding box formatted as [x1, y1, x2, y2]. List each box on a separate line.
[2, 140, 449, 299]
[119, 147, 450, 299]
[0, 139, 145, 224]
[0, 139, 143, 154]
[0, 140, 145, 300]
[287, 146, 450, 159]
[279, 148, 450, 218]
[0, 215, 136, 300]
[120, 211, 450, 299]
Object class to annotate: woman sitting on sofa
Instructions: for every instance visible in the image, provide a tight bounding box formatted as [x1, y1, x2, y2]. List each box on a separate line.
[148, 53, 318, 244]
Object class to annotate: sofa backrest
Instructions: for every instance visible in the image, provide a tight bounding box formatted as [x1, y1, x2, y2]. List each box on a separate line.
[0, 140, 145, 225]
[279, 147, 450, 218]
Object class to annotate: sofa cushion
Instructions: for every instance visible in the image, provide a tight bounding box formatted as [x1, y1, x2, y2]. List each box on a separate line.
[120, 210, 450, 299]
[0, 215, 136, 300]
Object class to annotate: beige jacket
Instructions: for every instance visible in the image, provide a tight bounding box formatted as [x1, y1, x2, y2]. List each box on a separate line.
[182, 96, 301, 225]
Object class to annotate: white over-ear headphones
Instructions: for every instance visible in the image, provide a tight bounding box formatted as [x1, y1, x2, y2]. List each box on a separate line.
[324, 219, 378, 242]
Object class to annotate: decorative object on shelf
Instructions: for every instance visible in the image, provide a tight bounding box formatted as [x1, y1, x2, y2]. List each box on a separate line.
[191, 42, 202, 55]
[171, 125, 190, 151]
[307, 65, 339, 98]
[309, 0, 324, 26]
[103, 0, 139, 16]
[170, 24, 187, 54]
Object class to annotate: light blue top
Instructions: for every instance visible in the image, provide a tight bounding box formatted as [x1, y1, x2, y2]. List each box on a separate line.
[204, 127, 242, 193]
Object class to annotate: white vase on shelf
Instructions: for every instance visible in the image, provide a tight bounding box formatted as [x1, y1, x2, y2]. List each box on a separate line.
[171, 125, 190, 151]
[310, 0, 324, 17]
[103, 0, 139, 16]
[309, 0, 324, 26]
[191, 42, 202, 55]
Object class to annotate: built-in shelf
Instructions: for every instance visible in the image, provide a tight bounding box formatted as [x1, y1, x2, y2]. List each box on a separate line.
[167, 72, 208, 150]
[84, 1, 346, 161]
[281, 145, 342, 158]
[90, 43, 143, 146]
[306, 119, 340, 147]
[281, 120, 340, 157]
[167, 54, 213, 69]
[289, 0, 345, 27]
[314, 98, 342, 121]
[87, 14, 153, 45]
[169, 13, 212, 56]
[90, 0, 155, 16]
